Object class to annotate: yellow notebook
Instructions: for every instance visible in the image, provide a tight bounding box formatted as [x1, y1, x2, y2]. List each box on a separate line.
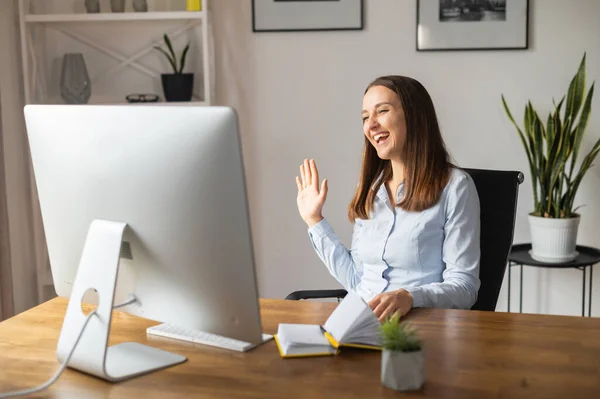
[274, 324, 339, 358]
[274, 291, 381, 359]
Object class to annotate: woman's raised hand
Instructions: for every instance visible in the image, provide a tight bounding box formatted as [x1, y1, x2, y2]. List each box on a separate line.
[296, 159, 328, 227]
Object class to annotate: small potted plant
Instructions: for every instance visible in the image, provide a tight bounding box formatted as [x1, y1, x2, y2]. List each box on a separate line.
[154, 34, 193, 102]
[501, 53, 598, 263]
[379, 314, 424, 391]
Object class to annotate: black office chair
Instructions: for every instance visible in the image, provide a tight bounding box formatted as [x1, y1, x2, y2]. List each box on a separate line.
[285, 168, 524, 312]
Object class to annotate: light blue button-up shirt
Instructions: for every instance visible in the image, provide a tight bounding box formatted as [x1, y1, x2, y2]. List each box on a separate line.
[308, 167, 481, 309]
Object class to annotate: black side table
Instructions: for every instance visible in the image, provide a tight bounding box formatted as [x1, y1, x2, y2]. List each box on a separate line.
[508, 243, 600, 317]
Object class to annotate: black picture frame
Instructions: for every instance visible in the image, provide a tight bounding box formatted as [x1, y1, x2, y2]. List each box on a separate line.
[416, 0, 529, 51]
[252, 0, 364, 33]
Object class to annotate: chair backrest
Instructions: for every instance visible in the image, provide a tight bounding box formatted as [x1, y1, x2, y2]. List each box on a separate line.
[462, 168, 523, 311]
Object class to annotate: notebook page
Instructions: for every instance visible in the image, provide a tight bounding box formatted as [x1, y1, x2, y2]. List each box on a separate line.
[277, 324, 331, 347]
[323, 291, 369, 342]
[344, 307, 380, 345]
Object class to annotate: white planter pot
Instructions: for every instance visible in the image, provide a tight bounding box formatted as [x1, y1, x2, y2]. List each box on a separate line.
[381, 349, 424, 391]
[529, 214, 580, 263]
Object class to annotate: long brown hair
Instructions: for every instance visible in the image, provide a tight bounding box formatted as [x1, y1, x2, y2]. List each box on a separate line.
[348, 75, 452, 221]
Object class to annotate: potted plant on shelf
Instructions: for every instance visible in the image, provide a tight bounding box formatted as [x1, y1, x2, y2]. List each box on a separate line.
[502, 53, 598, 264]
[154, 34, 193, 102]
[379, 314, 424, 391]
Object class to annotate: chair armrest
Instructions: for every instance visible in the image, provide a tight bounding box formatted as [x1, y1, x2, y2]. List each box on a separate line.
[285, 289, 348, 300]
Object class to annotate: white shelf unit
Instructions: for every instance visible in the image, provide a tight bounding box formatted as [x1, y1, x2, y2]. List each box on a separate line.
[18, 0, 214, 106]
[25, 10, 205, 22]
[17, 0, 214, 297]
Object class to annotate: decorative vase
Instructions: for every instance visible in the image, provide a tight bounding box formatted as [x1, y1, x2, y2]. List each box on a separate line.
[60, 53, 91, 104]
[161, 73, 194, 102]
[110, 0, 125, 12]
[85, 0, 100, 13]
[133, 0, 147, 12]
[381, 349, 425, 391]
[529, 214, 580, 263]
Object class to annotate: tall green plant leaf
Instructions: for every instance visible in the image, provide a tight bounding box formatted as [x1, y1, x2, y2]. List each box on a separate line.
[564, 53, 586, 131]
[546, 113, 555, 158]
[178, 43, 190, 73]
[502, 95, 538, 208]
[565, 138, 600, 214]
[531, 103, 545, 171]
[569, 83, 595, 177]
[163, 34, 178, 72]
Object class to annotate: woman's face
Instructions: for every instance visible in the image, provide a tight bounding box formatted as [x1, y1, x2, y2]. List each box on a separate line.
[361, 85, 407, 162]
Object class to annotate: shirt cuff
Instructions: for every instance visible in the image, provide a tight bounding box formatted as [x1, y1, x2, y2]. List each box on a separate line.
[405, 286, 424, 308]
[307, 218, 333, 239]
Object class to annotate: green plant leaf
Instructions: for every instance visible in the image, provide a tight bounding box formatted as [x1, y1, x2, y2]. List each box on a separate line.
[545, 120, 567, 215]
[154, 46, 177, 73]
[565, 137, 600, 212]
[178, 43, 190, 73]
[546, 112, 555, 159]
[502, 95, 538, 207]
[378, 315, 422, 352]
[564, 53, 586, 130]
[163, 34, 178, 72]
[531, 104, 544, 175]
[570, 82, 595, 177]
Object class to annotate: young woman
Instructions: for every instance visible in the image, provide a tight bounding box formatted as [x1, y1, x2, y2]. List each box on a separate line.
[295, 75, 481, 322]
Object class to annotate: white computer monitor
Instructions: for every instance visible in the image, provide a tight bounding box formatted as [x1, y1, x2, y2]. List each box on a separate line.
[23, 104, 267, 381]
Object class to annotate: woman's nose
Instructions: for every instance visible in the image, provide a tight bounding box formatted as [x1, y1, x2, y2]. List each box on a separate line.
[368, 116, 379, 130]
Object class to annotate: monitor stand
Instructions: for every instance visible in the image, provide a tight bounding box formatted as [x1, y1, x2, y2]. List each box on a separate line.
[56, 220, 186, 382]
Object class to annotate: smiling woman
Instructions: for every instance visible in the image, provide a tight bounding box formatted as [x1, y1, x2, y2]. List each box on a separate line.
[295, 75, 481, 322]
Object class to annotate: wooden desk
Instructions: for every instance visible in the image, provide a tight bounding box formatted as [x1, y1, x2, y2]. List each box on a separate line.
[0, 298, 599, 398]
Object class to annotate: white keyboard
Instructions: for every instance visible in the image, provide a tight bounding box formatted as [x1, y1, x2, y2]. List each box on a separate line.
[146, 323, 273, 352]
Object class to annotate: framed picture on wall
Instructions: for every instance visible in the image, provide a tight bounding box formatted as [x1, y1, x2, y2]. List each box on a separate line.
[416, 0, 529, 51]
[252, 0, 364, 32]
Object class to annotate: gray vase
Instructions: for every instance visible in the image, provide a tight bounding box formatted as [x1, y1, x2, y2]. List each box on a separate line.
[381, 349, 425, 391]
[133, 0, 147, 12]
[110, 0, 125, 12]
[85, 0, 100, 13]
[60, 53, 91, 104]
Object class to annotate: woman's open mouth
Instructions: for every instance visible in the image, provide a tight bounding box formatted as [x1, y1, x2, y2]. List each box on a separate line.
[374, 132, 389, 145]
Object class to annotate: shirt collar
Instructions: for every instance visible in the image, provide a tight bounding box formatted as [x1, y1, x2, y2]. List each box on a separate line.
[372, 171, 405, 203]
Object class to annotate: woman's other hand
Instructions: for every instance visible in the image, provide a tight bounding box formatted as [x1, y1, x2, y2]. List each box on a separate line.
[296, 159, 328, 228]
[368, 289, 414, 322]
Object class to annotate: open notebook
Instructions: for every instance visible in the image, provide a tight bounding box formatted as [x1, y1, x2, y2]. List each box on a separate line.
[274, 291, 381, 358]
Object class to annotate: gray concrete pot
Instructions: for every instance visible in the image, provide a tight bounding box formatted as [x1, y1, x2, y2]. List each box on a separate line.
[381, 349, 424, 391]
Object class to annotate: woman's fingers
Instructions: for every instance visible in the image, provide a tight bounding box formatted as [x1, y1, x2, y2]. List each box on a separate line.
[304, 159, 312, 186]
[296, 176, 303, 192]
[320, 179, 328, 201]
[392, 309, 403, 319]
[310, 159, 319, 189]
[368, 295, 381, 310]
[300, 164, 306, 188]
[372, 300, 387, 318]
[378, 305, 395, 322]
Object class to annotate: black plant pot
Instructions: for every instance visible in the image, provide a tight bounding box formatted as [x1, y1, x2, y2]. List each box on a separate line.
[161, 73, 194, 102]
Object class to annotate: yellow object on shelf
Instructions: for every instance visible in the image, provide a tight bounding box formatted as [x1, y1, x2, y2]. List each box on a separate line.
[186, 0, 202, 11]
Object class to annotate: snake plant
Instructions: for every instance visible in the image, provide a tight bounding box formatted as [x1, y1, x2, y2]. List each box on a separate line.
[502, 53, 598, 219]
[154, 34, 190, 74]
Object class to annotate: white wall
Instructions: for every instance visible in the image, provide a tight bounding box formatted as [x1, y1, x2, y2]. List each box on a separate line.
[0, 0, 42, 314]
[15, 0, 600, 317]
[211, 0, 600, 317]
